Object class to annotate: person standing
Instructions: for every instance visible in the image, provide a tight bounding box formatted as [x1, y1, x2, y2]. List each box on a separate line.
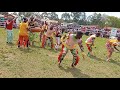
[18, 17, 29, 48]
[5, 15, 17, 44]
[58, 31, 84, 67]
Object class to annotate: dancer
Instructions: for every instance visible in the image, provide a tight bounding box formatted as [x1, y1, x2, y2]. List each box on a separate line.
[105, 36, 120, 61]
[28, 16, 39, 46]
[18, 17, 29, 48]
[42, 25, 56, 49]
[58, 31, 84, 67]
[85, 34, 96, 56]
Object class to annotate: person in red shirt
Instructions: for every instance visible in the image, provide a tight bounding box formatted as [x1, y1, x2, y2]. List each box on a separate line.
[5, 15, 17, 44]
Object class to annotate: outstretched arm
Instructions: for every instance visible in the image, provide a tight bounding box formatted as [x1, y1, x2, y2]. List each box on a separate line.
[78, 43, 85, 60]
[91, 39, 95, 46]
[13, 17, 18, 21]
[6, 17, 18, 25]
[78, 43, 84, 52]
[114, 45, 120, 51]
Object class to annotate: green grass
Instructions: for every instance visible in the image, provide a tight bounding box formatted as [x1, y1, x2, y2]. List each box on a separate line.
[0, 28, 120, 78]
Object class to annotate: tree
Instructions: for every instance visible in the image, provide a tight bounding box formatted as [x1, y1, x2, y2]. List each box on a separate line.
[89, 13, 101, 25]
[86, 13, 108, 28]
[18, 12, 33, 17]
[18, 12, 25, 16]
[13, 12, 18, 15]
[0, 12, 8, 15]
[106, 16, 120, 28]
[61, 12, 71, 23]
[41, 12, 49, 19]
[48, 12, 59, 20]
[99, 14, 108, 28]
[33, 12, 42, 19]
[58, 19, 64, 24]
[86, 15, 93, 25]
[79, 12, 86, 25]
[71, 12, 86, 25]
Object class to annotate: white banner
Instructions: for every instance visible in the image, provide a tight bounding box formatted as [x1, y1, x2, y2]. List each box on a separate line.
[110, 28, 117, 37]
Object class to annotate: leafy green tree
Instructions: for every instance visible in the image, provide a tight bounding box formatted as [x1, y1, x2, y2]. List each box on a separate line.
[61, 12, 71, 23]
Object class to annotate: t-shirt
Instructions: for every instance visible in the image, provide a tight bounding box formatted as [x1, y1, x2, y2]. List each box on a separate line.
[6, 20, 14, 30]
[19, 22, 29, 36]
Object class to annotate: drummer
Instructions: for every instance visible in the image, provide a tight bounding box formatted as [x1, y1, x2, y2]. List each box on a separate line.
[28, 16, 38, 46]
[28, 16, 36, 28]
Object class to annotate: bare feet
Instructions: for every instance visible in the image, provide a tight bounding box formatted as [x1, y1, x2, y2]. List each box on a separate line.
[58, 62, 61, 67]
[106, 58, 110, 61]
[71, 63, 75, 68]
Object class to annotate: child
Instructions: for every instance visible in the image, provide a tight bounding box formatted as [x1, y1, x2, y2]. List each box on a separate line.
[58, 31, 84, 67]
[18, 17, 29, 48]
[85, 34, 96, 56]
[5, 15, 17, 44]
[42, 25, 56, 49]
[105, 36, 120, 61]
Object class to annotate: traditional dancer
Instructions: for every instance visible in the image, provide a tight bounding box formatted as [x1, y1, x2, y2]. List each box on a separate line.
[18, 17, 29, 48]
[85, 34, 96, 56]
[28, 16, 38, 46]
[105, 36, 120, 61]
[58, 31, 84, 67]
[41, 25, 56, 49]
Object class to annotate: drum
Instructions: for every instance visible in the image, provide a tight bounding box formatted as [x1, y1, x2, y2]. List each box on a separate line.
[30, 27, 42, 32]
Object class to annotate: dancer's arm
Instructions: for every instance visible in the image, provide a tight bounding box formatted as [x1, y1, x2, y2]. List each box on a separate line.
[79, 44, 84, 52]
[78, 40, 84, 52]
[114, 45, 120, 51]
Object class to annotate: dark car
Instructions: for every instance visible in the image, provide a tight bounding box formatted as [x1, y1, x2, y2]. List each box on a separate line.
[84, 30, 92, 36]
[102, 31, 110, 38]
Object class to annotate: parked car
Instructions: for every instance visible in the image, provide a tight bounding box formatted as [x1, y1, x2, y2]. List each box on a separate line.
[85, 30, 91, 36]
[102, 31, 110, 38]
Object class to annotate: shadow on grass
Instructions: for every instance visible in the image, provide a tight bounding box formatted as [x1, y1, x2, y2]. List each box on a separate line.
[6, 43, 15, 46]
[89, 55, 105, 61]
[31, 45, 41, 49]
[115, 52, 120, 53]
[59, 66, 90, 78]
[18, 47, 34, 53]
[109, 59, 120, 67]
[48, 49, 58, 53]
[88, 55, 120, 67]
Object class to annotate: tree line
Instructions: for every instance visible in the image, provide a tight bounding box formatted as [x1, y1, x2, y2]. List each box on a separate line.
[1, 12, 120, 28]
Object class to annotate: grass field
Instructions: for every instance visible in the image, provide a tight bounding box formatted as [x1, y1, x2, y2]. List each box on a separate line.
[0, 28, 120, 78]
